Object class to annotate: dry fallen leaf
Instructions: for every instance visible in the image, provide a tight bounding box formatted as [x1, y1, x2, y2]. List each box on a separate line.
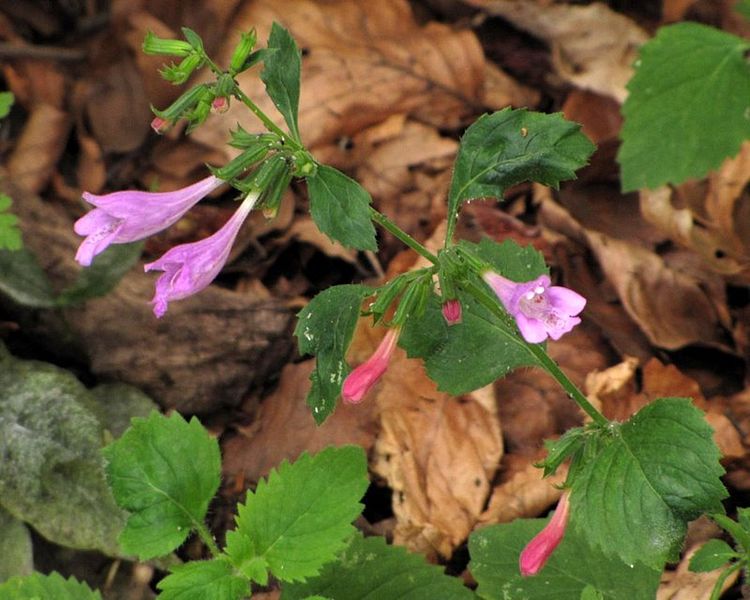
[464, 0, 648, 102]
[192, 0, 536, 156]
[222, 360, 379, 484]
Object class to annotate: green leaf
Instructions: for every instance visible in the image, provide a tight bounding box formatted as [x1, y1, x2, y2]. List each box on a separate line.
[469, 518, 661, 600]
[0, 248, 56, 307]
[225, 446, 368, 583]
[0, 347, 124, 555]
[306, 165, 378, 252]
[400, 239, 546, 395]
[157, 558, 249, 600]
[540, 427, 586, 478]
[689, 539, 738, 572]
[447, 108, 594, 240]
[571, 398, 727, 569]
[0, 572, 102, 600]
[580, 586, 605, 600]
[295, 284, 371, 424]
[261, 22, 302, 141]
[0, 508, 32, 582]
[618, 23, 750, 191]
[0, 91, 13, 118]
[103, 411, 221, 559]
[0, 194, 22, 251]
[57, 242, 142, 306]
[712, 513, 750, 552]
[283, 533, 474, 600]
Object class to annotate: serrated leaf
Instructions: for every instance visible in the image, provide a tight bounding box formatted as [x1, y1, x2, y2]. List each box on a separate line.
[446, 108, 594, 240]
[0, 248, 56, 307]
[571, 398, 727, 569]
[689, 539, 737, 573]
[225, 446, 368, 583]
[295, 284, 371, 423]
[157, 558, 249, 600]
[283, 534, 474, 600]
[56, 242, 142, 306]
[103, 411, 221, 559]
[306, 166, 377, 252]
[0, 346, 124, 555]
[400, 238, 546, 395]
[0, 508, 32, 582]
[0, 194, 22, 251]
[0, 91, 13, 119]
[261, 22, 302, 141]
[469, 518, 661, 600]
[618, 23, 750, 191]
[0, 572, 102, 600]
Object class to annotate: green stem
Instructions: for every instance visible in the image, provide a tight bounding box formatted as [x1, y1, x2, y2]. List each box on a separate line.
[233, 87, 301, 150]
[194, 520, 221, 558]
[368, 207, 438, 264]
[709, 561, 743, 600]
[463, 277, 609, 427]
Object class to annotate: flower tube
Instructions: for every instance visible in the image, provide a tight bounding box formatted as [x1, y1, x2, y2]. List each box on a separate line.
[519, 491, 571, 576]
[342, 328, 399, 404]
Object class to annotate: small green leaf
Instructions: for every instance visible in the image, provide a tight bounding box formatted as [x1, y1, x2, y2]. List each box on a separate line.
[571, 398, 727, 569]
[57, 242, 142, 306]
[469, 519, 661, 600]
[0, 248, 56, 307]
[447, 108, 594, 241]
[0, 508, 32, 582]
[261, 22, 302, 141]
[103, 411, 221, 559]
[540, 427, 586, 478]
[0, 347, 124, 555]
[283, 533, 474, 600]
[225, 446, 368, 583]
[157, 558, 249, 600]
[0, 91, 14, 119]
[306, 165, 378, 252]
[689, 539, 738, 573]
[295, 284, 371, 423]
[0, 572, 102, 599]
[0, 194, 21, 251]
[712, 513, 750, 552]
[618, 23, 750, 191]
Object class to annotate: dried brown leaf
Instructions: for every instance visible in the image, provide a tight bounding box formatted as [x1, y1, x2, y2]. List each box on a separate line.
[464, 0, 648, 102]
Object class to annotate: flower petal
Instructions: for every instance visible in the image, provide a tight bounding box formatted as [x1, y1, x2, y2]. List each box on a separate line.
[74, 217, 124, 266]
[515, 313, 548, 343]
[548, 286, 586, 316]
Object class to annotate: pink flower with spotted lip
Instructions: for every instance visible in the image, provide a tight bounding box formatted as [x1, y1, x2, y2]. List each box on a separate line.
[74, 175, 222, 267]
[342, 328, 399, 404]
[519, 491, 570, 576]
[143, 191, 259, 318]
[482, 272, 586, 343]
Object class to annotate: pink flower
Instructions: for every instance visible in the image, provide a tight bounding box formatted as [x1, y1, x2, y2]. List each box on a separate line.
[211, 97, 229, 113]
[151, 117, 168, 133]
[482, 272, 586, 343]
[74, 175, 222, 267]
[441, 299, 462, 326]
[342, 328, 399, 404]
[520, 491, 570, 576]
[143, 192, 259, 318]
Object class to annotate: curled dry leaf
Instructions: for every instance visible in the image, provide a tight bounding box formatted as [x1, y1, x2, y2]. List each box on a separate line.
[222, 361, 378, 484]
[193, 0, 536, 154]
[464, 0, 648, 102]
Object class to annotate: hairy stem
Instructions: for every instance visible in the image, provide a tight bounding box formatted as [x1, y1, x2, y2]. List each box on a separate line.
[233, 87, 301, 150]
[368, 207, 438, 264]
[194, 520, 221, 558]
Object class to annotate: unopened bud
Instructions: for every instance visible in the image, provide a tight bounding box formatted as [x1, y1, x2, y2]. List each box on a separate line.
[519, 491, 570, 576]
[230, 30, 257, 73]
[211, 97, 229, 113]
[441, 299, 462, 326]
[150, 116, 169, 134]
[142, 31, 193, 57]
[342, 328, 399, 404]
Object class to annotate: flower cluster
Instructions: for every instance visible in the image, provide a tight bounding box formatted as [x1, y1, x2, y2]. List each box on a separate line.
[74, 177, 257, 318]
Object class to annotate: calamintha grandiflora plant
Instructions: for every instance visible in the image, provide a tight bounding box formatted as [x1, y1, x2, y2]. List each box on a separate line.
[1, 21, 738, 600]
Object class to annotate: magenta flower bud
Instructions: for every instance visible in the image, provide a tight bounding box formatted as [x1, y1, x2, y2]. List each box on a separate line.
[482, 272, 586, 343]
[441, 298, 462, 326]
[143, 191, 259, 318]
[211, 96, 229, 113]
[151, 116, 168, 134]
[74, 175, 223, 267]
[342, 328, 399, 404]
[520, 491, 570, 576]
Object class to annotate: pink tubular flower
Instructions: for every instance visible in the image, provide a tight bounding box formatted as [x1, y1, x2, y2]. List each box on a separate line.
[442, 298, 462, 326]
[520, 491, 570, 576]
[482, 272, 586, 343]
[74, 175, 223, 267]
[342, 328, 399, 404]
[143, 191, 260, 318]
